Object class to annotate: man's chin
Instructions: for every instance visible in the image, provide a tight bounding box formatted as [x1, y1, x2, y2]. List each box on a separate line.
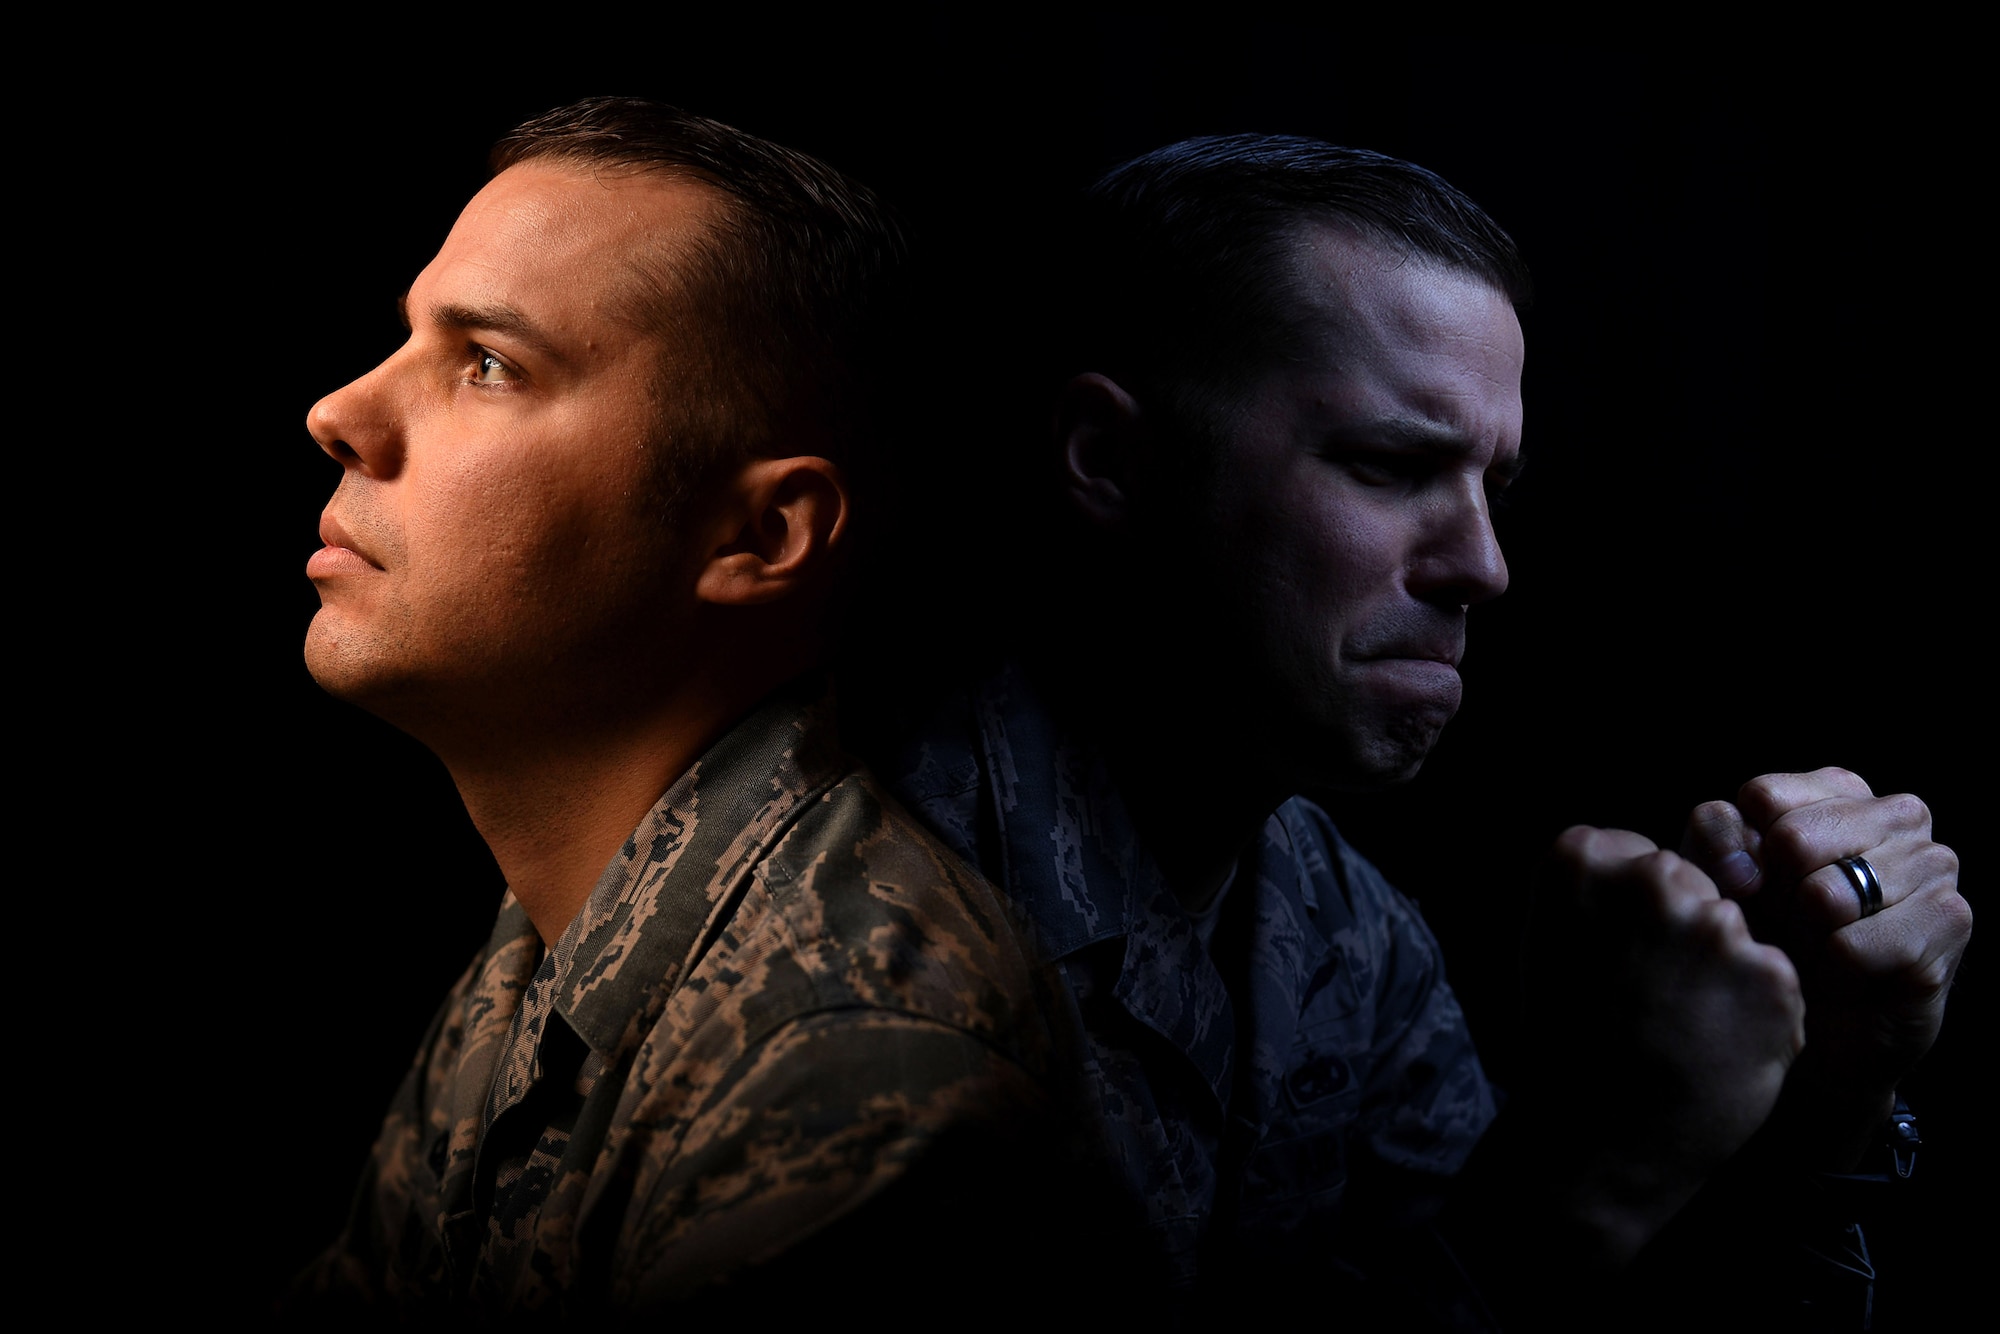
[305, 617, 380, 698]
[304, 624, 433, 723]
[1289, 714, 1448, 796]
[1299, 756, 1429, 800]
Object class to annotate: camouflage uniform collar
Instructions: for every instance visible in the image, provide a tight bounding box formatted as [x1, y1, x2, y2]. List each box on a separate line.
[970, 660, 1239, 1108]
[968, 659, 1149, 959]
[531, 677, 853, 1060]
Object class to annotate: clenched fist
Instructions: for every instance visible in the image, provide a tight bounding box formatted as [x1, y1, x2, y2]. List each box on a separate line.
[1679, 767, 1971, 1165]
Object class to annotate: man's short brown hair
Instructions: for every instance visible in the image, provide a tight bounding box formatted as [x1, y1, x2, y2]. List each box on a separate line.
[491, 97, 910, 509]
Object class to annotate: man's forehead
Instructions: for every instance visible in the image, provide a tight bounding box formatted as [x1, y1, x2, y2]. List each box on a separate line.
[457, 161, 727, 248]
[1277, 221, 1514, 342]
[420, 163, 731, 337]
[1211, 221, 1524, 450]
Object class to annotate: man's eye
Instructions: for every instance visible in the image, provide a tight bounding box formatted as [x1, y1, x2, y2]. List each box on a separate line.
[470, 350, 516, 385]
[1344, 453, 1422, 485]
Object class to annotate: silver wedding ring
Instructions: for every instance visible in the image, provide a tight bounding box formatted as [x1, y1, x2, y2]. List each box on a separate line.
[1836, 855, 1885, 918]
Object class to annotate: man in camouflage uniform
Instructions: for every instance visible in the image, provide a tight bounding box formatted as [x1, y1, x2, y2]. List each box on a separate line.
[882, 137, 1971, 1326]
[295, 99, 1061, 1319]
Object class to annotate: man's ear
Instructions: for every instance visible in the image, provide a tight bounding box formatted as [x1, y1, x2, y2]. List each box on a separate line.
[1055, 373, 1147, 530]
[695, 456, 850, 607]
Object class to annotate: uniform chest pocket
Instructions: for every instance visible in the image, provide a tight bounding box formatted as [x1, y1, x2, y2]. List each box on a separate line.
[1284, 1049, 1356, 1110]
[1238, 1100, 1357, 1217]
[1296, 934, 1371, 1030]
[1238, 1036, 1367, 1214]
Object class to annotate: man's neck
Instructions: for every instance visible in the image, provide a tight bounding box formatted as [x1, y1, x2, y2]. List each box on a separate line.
[1030, 642, 1285, 915]
[431, 661, 806, 948]
[1110, 727, 1274, 914]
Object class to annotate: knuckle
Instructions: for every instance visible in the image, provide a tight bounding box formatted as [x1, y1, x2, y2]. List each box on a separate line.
[1747, 941, 1803, 1003]
[1736, 774, 1786, 820]
[1545, 828, 1597, 880]
[1937, 887, 1974, 939]
[1880, 791, 1930, 832]
[1761, 816, 1817, 873]
[1809, 765, 1872, 796]
[1636, 848, 1702, 895]
[1772, 964, 1807, 1014]
[1563, 827, 1663, 876]
[1635, 848, 1682, 873]
[1700, 893, 1745, 924]
[1552, 825, 1598, 858]
[1926, 843, 1961, 885]
[1688, 895, 1748, 944]
[1915, 951, 1960, 995]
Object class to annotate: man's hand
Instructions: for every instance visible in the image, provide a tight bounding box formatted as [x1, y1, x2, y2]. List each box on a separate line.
[1679, 768, 1972, 1167]
[1519, 827, 1807, 1262]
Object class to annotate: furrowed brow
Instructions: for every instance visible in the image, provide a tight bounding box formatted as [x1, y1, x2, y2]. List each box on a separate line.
[1345, 415, 1528, 481]
[1350, 416, 1482, 454]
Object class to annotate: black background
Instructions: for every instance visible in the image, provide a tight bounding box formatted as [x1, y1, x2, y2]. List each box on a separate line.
[127, 22, 1979, 1326]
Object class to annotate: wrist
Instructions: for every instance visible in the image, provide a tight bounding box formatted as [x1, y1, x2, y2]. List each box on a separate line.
[1760, 1064, 1896, 1172]
[1820, 1093, 1921, 1185]
[1449, 1102, 1705, 1272]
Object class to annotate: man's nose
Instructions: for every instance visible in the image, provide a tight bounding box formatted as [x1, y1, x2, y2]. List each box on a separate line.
[306, 359, 402, 477]
[1411, 488, 1510, 608]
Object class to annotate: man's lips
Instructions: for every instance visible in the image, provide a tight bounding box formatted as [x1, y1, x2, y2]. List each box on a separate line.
[309, 513, 384, 575]
[1356, 647, 1466, 709]
[1360, 642, 1464, 668]
[1348, 611, 1468, 670]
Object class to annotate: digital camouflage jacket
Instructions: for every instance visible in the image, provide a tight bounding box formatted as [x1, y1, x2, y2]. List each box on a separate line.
[303, 683, 1057, 1320]
[882, 662, 1877, 1329]
[884, 661, 1498, 1296]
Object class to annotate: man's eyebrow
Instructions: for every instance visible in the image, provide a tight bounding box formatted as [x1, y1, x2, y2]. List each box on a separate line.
[1343, 416, 1494, 454]
[396, 292, 568, 364]
[1340, 416, 1528, 479]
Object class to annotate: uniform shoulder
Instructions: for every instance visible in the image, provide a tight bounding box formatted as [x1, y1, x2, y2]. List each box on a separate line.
[747, 764, 1044, 1057]
[1276, 795, 1415, 919]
